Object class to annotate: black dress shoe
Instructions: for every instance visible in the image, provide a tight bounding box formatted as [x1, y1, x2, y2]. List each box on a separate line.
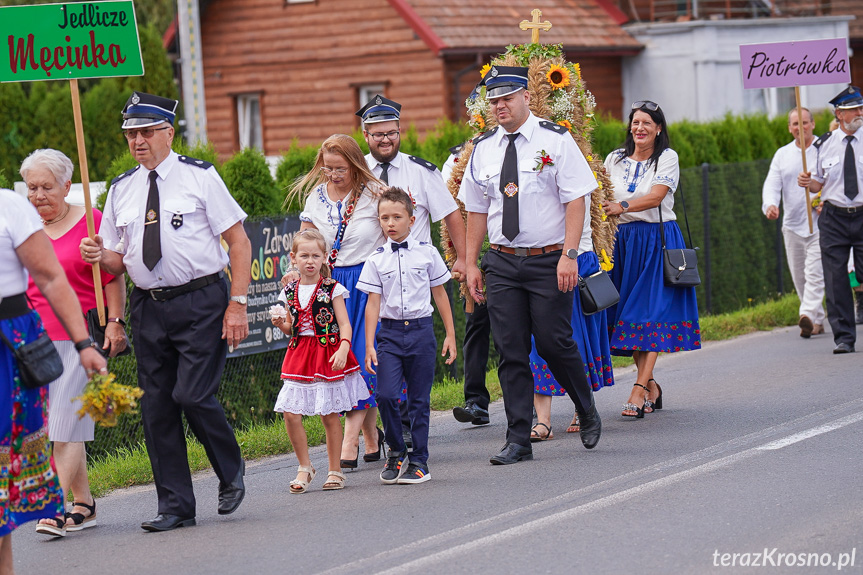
[490, 442, 533, 465]
[218, 460, 245, 515]
[453, 403, 490, 425]
[833, 342, 855, 354]
[579, 399, 602, 450]
[141, 514, 196, 532]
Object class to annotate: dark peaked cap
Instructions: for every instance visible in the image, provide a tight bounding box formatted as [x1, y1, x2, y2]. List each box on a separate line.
[122, 91, 178, 129]
[829, 86, 863, 109]
[356, 95, 402, 124]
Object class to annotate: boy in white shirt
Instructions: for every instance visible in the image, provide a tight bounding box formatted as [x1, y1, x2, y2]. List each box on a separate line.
[357, 188, 456, 484]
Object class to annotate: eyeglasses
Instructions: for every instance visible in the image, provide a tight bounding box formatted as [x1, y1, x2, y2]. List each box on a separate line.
[124, 126, 171, 140]
[320, 167, 350, 176]
[368, 130, 399, 143]
[632, 101, 660, 111]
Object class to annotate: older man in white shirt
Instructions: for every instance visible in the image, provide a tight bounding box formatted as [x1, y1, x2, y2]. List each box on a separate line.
[762, 107, 825, 338]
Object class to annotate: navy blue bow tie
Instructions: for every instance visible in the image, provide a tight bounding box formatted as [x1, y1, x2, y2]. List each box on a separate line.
[391, 241, 409, 251]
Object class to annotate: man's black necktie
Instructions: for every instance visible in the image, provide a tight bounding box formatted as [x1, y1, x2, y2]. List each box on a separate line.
[143, 170, 162, 271]
[379, 162, 390, 185]
[501, 133, 520, 241]
[844, 135, 859, 200]
[391, 241, 408, 252]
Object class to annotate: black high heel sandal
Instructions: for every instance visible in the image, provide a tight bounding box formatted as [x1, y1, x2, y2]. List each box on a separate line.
[622, 383, 648, 418]
[644, 379, 663, 412]
[363, 427, 385, 462]
[340, 445, 359, 469]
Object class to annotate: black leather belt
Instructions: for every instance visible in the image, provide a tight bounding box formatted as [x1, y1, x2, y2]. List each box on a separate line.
[0, 293, 29, 320]
[824, 201, 861, 214]
[142, 273, 222, 302]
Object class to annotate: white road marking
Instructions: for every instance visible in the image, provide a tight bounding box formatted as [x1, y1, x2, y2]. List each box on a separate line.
[323, 408, 863, 575]
[755, 412, 863, 450]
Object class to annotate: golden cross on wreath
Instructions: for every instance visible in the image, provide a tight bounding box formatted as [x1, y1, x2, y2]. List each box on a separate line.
[519, 9, 552, 44]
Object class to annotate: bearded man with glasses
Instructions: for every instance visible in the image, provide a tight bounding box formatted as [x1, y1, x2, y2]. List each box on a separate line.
[357, 95, 467, 446]
[79, 91, 252, 530]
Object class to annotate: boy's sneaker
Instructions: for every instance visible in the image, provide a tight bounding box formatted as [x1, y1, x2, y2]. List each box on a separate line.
[380, 450, 408, 484]
[397, 463, 430, 484]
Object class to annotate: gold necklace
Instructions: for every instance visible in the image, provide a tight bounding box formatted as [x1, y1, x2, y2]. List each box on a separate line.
[42, 203, 70, 225]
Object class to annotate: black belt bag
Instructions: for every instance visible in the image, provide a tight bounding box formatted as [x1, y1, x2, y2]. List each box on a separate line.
[0, 294, 64, 389]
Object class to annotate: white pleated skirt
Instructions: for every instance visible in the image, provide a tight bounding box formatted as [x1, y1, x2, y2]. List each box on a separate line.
[48, 340, 95, 442]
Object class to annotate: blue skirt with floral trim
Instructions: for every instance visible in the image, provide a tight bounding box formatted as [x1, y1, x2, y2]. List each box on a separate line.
[333, 264, 378, 410]
[607, 220, 701, 356]
[0, 310, 64, 536]
[531, 251, 615, 395]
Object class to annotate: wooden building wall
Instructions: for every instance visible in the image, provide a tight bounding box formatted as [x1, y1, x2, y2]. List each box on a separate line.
[199, 0, 448, 156]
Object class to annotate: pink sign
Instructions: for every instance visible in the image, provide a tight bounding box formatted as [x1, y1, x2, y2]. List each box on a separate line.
[739, 38, 850, 89]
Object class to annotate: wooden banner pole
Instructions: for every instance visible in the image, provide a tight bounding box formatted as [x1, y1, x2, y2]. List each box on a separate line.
[795, 86, 814, 235]
[69, 78, 106, 326]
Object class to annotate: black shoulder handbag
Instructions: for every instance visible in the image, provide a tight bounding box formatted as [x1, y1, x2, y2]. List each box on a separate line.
[0, 297, 64, 389]
[658, 184, 701, 288]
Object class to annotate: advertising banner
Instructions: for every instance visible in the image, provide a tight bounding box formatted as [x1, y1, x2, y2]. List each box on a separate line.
[226, 216, 302, 358]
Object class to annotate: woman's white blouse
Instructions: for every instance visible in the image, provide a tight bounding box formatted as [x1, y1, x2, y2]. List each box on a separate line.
[604, 148, 679, 224]
[299, 184, 385, 267]
[0, 191, 42, 297]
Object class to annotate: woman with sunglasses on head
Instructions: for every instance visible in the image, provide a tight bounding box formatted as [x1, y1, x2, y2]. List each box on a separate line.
[601, 101, 701, 419]
[286, 134, 388, 471]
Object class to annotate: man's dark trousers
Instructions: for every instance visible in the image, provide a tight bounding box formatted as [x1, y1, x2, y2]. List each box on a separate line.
[463, 300, 491, 410]
[819, 203, 863, 347]
[482, 249, 592, 447]
[131, 279, 243, 518]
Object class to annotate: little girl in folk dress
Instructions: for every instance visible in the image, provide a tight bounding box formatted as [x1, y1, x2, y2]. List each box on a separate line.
[271, 229, 369, 492]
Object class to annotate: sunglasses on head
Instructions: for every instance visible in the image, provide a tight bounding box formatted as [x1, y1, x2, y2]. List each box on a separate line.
[632, 101, 660, 111]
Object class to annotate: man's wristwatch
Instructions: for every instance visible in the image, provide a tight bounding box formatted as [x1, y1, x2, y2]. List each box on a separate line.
[107, 317, 126, 326]
[619, 201, 630, 213]
[74, 337, 97, 352]
[564, 248, 578, 260]
[230, 295, 248, 305]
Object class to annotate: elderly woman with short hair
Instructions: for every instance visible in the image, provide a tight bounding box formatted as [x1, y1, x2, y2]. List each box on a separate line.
[22, 149, 128, 537]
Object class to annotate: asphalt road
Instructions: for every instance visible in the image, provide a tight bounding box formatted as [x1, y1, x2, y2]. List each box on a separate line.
[14, 324, 863, 575]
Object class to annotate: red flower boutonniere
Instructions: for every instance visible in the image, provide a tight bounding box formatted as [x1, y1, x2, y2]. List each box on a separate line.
[534, 150, 554, 172]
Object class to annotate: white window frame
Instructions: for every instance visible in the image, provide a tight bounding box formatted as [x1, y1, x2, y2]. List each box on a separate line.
[357, 84, 387, 110]
[236, 93, 263, 150]
[763, 86, 803, 119]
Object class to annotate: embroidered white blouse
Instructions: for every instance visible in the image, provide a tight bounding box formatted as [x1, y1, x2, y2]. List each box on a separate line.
[603, 148, 679, 224]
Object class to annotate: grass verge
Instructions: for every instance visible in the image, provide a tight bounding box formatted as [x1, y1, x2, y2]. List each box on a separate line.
[87, 293, 800, 497]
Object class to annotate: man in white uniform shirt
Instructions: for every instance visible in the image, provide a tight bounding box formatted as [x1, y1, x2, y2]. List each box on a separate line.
[460, 66, 601, 465]
[80, 92, 252, 530]
[357, 96, 467, 441]
[762, 107, 825, 338]
[798, 86, 863, 354]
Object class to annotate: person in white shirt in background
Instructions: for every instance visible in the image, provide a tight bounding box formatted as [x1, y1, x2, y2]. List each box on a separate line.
[762, 107, 826, 338]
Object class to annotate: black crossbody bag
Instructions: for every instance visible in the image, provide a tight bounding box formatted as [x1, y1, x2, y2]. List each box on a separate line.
[0, 295, 64, 389]
[658, 184, 701, 288]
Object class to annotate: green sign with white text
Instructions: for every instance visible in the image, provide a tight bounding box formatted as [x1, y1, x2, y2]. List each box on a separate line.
[0, 1, 144, 83]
